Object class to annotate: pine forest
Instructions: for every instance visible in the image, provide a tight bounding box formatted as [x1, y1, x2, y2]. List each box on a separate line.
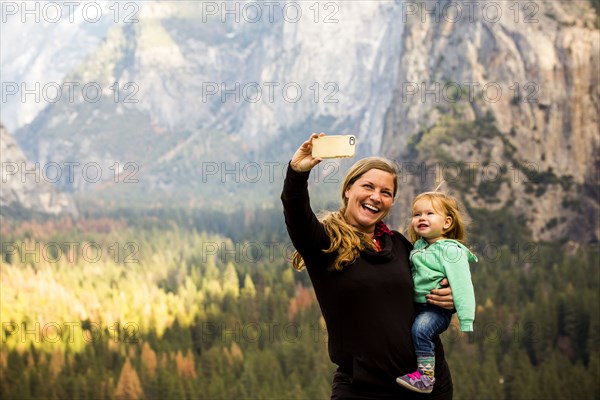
[1, 206, 598, 399]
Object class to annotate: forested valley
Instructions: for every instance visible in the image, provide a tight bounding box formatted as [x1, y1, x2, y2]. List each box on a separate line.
[1, 207, 598, 399]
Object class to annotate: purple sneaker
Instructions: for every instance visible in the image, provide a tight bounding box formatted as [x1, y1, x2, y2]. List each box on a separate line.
[396, 370, 435, 393]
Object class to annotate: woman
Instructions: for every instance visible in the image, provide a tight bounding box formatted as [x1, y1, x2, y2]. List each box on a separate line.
[281, 133, 454, 399]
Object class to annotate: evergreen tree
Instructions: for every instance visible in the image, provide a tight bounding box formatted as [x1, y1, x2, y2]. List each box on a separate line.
[4, 350, 28, 399]
[502, 344, 536, 399]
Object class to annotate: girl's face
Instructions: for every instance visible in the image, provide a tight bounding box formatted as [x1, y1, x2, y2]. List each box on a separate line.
[344, 169, 395, 234]
[412, 198, 452, 244]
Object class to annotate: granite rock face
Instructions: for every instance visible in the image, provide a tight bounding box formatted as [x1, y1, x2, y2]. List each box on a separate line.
[381, 1, 599, 242]
[13, 1, 405, 192]
[1, 124, 78, 217]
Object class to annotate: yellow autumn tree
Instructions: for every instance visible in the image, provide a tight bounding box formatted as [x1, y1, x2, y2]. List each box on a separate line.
[223, 342, 244, 366]
[241, 274, 256, 298]
[114, 358, 144, 400]
[175, 349, 197, 379]
[140, 342, 157, 380]
[222, 262, 240, 298]
[49, 347, 64, 382]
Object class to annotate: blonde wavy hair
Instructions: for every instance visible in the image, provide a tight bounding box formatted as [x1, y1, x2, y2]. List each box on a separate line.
[407, 191, 467, 244]
[292, 157, 399, 271]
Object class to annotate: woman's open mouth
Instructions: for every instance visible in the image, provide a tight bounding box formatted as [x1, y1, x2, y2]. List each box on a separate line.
[362, 203, 380, 214]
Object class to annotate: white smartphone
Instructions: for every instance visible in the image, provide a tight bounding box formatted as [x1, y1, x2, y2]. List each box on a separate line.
[311, 135, 357, 159]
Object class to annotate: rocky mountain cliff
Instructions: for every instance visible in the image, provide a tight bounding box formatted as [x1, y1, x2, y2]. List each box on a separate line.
[4, 1, 598, 242]
[0, 124, 78, 217]
[14, 1, 404, 198]
[382, 0, 599, 243]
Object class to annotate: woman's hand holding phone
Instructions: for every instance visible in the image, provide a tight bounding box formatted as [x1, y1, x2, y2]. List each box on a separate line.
[291, 133, 325, 173]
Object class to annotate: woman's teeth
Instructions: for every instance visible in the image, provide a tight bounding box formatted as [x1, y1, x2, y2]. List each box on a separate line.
[363, 204, 379, 213]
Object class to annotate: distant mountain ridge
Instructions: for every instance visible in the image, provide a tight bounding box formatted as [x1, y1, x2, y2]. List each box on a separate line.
[6, 1, 599, 242]
[13, 1, 403, 199]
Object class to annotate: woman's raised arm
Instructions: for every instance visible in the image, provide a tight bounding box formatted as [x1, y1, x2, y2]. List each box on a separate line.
[281, 133, 331, 264]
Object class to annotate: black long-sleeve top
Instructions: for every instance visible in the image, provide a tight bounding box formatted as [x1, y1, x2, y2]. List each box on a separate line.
[281, 164, 452, 397]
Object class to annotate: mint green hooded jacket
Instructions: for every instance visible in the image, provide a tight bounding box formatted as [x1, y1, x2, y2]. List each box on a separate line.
[410, 239, 477, 331]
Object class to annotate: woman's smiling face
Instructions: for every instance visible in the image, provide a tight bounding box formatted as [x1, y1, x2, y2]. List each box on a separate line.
[343, 168, 395, 234]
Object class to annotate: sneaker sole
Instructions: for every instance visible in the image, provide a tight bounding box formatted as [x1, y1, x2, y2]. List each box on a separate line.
[395, 377, 434, 394]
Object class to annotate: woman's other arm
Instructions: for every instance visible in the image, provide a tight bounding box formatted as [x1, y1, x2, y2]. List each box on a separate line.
[426, 278, 455, 310]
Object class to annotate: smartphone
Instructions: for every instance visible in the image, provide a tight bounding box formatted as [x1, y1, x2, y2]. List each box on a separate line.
[311, 135, 357, 159]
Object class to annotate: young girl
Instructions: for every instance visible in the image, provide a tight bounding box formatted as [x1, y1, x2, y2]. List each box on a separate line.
[396, 191, 477, 394]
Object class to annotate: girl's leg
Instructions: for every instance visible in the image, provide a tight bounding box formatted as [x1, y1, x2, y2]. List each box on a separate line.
[412, 305, 451, 378]
[397, 304, 452, 393]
